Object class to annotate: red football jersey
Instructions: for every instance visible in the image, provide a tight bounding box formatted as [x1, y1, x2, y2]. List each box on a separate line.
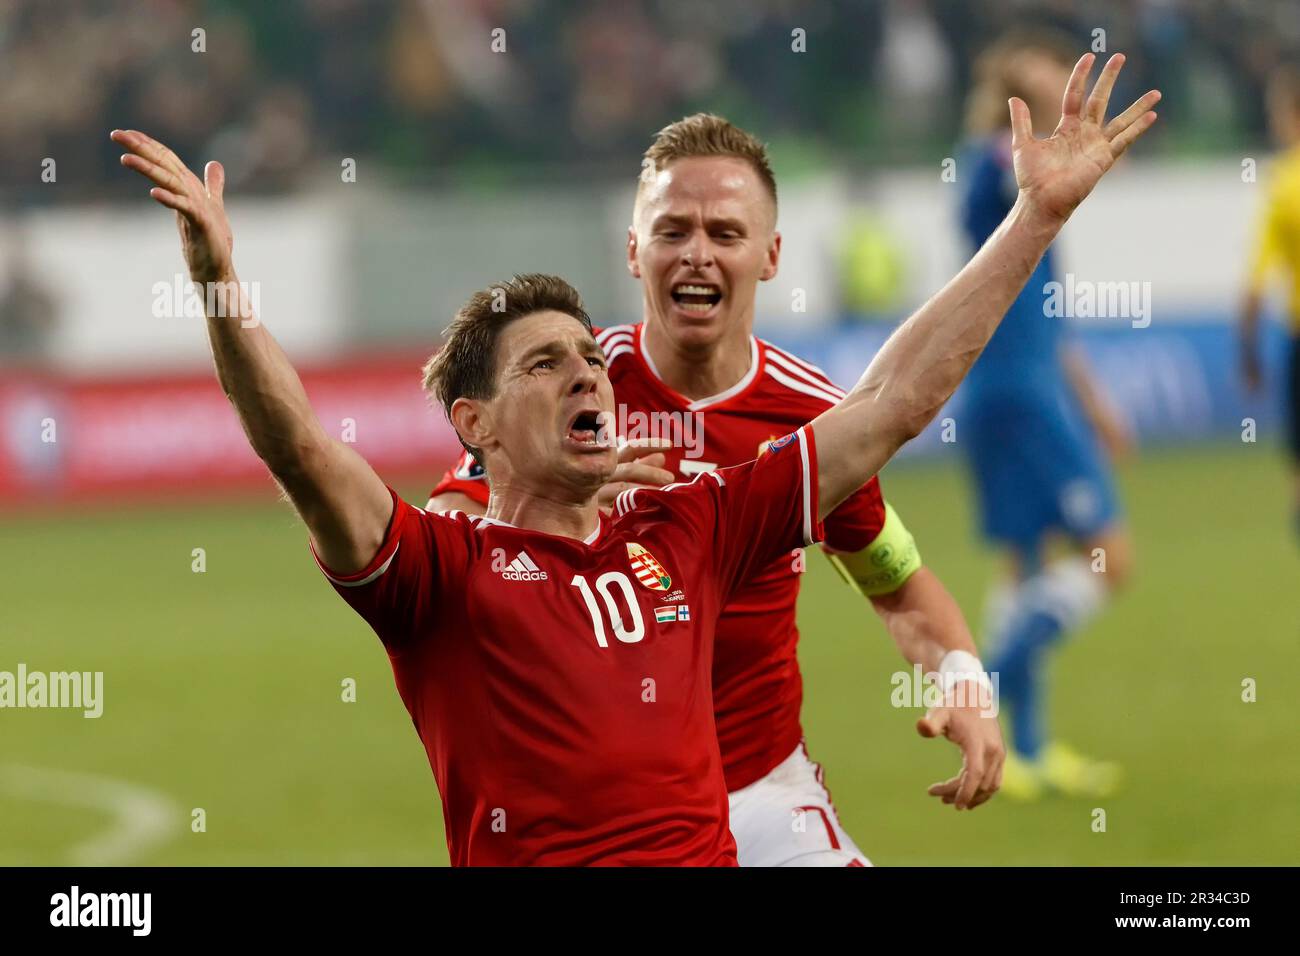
[317, 426, 825, 866]
[432, 324, 886, 790]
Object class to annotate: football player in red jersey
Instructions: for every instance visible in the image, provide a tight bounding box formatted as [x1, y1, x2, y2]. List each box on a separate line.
[429, 115, 992, 864]
[111, 51, 1157, 865]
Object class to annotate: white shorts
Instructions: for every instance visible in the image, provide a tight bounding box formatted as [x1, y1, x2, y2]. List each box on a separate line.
[727, 741, 871, 867]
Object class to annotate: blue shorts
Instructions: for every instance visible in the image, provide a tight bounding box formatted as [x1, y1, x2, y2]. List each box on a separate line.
[961, 387, 1120, 555]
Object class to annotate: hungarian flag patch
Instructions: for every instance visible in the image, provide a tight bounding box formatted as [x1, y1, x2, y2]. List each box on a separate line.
[627, 542, 672, 591]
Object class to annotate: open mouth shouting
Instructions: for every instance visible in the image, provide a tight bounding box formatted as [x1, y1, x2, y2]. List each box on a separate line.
[564, 407, 611, 452]
[670, 282, 724, 316]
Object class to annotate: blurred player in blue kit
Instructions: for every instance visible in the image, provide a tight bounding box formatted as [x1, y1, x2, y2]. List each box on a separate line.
[956, 32, 1141, 800]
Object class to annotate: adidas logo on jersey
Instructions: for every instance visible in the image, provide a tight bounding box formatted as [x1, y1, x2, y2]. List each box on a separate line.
[500, 551, 548, 582]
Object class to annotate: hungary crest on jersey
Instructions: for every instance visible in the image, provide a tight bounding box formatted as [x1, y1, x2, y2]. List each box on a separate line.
[627, 542, 672, 591]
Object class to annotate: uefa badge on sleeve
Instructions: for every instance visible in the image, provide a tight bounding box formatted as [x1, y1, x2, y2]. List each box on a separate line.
[627, 542, 672, 591]
[760, 432, 797, 456]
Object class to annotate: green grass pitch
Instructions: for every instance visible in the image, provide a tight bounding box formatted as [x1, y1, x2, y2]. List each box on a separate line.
[2, 442, 1295, 865]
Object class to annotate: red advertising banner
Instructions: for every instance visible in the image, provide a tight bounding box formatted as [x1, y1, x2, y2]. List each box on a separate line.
[0, 353, 461, 508]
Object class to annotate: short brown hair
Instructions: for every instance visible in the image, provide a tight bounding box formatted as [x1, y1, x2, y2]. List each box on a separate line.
[422, 273, 592, 459]
[638, 113, 778, 209]
[965, 29, 1077, 136]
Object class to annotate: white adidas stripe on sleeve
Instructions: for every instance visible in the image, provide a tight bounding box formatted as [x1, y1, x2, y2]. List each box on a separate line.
[797, 427, 815, 546]
[764, 363, 845, 407]
[318, 544, 401, 588]
[765, 349, 847, 399]
[764, 342, 844, 388]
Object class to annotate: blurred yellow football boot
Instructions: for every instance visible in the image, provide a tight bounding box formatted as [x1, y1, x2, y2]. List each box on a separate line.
[1039, 741, 1122, 798]
[997, 749, 1046, 801]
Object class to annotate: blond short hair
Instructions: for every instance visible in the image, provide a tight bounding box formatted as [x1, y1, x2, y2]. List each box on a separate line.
[637, 113, 777, 209]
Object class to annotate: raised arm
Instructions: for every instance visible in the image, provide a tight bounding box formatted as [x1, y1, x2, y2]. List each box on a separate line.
[112, 129, 392, 573]
[812, 53, 1160, 517]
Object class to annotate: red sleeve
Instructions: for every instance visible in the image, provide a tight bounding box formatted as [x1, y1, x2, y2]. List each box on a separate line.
[311, 486, 470, 648]
[616, 425, 824, 601]
[429, 448, 489, 507]
[822, 475, 887, 553]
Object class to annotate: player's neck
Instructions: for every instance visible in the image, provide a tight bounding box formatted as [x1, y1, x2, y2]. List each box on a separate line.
[642, 319, 754, 402]
[484, 486, 601, 543]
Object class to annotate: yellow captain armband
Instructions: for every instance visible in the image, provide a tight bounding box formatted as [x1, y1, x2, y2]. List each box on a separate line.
[825, 502, 922, 597]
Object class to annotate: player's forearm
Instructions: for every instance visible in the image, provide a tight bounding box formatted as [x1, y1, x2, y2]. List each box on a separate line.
[202, 269, 329, 475]
[868, 567, 978, 674]
[814, 196, 1061, 513]
[203, 283, 392, 572]
[858, 194, 1059, 436]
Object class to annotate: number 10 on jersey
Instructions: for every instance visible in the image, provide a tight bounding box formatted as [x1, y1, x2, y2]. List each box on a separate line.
[571, 573, 646, 647]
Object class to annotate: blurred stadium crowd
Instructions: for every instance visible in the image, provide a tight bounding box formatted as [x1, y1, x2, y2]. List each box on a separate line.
[2, 0, 1297, 206]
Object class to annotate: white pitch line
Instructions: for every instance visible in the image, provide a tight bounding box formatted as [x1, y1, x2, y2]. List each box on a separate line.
[0, 764, 180, 865]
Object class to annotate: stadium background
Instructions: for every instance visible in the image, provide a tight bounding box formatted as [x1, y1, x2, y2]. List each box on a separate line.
[2, 0, 1296, 865]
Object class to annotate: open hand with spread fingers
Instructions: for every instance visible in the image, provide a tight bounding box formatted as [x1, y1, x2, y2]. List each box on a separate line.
[111, 129, 234, 286]
[1011, 53, 1161, 225]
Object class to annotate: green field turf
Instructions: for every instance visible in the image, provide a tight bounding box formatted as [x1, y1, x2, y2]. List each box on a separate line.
[2, 442, 1295, 865]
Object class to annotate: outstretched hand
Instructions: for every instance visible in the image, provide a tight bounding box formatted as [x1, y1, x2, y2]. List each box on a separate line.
[111, 129, 234, 285]
[917, 687, 1005, 811]
[1011, 53, 1161, 225]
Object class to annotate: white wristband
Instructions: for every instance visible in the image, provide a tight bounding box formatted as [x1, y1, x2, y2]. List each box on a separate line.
[935, 650, 993, 699]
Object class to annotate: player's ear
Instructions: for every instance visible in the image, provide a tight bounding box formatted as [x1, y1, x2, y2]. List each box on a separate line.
[760, 231, 781, 282]
[450, 397, 493, 456]
[626, 226, 641, 279]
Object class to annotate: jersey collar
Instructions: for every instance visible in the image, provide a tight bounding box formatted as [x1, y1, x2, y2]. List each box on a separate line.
[637, 323, 761, 412]
[474, 513, 604, 546]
